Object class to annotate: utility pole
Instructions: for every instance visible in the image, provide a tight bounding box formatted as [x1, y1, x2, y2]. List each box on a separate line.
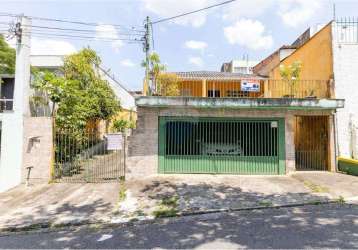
[143, 16, 151, 95]
[14, 15, 31, 116]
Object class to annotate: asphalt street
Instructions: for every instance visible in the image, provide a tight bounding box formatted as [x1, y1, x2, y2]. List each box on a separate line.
[0, 203, 357, 249]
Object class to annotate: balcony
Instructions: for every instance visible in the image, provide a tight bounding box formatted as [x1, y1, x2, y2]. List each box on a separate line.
[155, 79, 333, 99]
[140, 77, 343, 110]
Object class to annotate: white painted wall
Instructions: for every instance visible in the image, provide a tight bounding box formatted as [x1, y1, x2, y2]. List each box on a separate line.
[0, 16, 31, 192]
[0, 113, 24, 192]
[99, 68, 136, 111]
[332, 21, 358, 158]
[30, 55, 65, 69]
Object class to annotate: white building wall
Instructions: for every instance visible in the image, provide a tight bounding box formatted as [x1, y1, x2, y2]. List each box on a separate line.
[0, 113, 23, 192]
[332, 22, 358, 158]
[0, 17, 31, 192]
[99, 68, 136, 111]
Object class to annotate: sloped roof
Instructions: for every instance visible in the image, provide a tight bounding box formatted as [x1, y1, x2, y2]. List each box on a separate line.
[172, 71, 264, 80]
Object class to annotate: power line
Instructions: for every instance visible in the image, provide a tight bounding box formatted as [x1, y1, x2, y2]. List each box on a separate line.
[151, 0, 237, 24]
[29, 35, 143, 44]
[21, 31, 144, 42]
[0, 12, 143, 31]
[28, 27, 144, 38]
[23, 24, 145, 35]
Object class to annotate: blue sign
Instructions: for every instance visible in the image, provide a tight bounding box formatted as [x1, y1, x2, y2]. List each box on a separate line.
[241, 80, 260, 92]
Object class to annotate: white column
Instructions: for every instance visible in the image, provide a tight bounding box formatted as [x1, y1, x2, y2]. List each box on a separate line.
[0, 16, 31, 192]
[13, 16, 31, 116]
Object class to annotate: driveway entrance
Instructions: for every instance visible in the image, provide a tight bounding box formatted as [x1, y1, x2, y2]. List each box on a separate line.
[159, 117, 286, 175]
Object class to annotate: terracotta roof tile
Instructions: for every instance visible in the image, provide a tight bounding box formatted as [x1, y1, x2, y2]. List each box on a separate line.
[172, 71, 265, 80]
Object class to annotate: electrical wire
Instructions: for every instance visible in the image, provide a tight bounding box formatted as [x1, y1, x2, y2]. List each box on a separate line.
[0, 12, 143, 32]
[23, 24, 145, 34]
[150, 22, 155, 50]
[28, 35, 143, 44]
[151, 0, 237, 24]
[21, 31, 143, 42]
[28, 27, 144, 38]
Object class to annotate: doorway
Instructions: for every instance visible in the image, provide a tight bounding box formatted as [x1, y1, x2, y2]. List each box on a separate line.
[295, 116, 329, 171]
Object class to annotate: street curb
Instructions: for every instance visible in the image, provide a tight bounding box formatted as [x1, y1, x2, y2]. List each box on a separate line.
[0, 199, 348, 235]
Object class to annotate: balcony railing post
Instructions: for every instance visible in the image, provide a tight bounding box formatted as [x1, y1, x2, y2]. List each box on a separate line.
[202, 79, 207, 97]
[264, 80, 269, 98]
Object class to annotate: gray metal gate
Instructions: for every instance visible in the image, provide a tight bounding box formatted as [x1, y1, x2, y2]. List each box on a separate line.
[53, 129, 125, 182]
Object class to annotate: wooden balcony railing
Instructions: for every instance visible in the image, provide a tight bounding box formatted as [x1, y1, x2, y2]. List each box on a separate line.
[157, 79, 332, 99]
[266, 80, 331, 99]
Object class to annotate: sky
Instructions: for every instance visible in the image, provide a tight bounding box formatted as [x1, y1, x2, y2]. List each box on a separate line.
[0, 0, 358, 90]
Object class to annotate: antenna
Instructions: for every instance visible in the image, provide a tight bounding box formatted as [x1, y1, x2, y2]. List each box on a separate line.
[333, 3, 336, 20]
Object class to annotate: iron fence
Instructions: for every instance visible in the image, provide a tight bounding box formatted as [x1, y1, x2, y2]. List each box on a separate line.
[335, 18, 358, 44]
[53, 128, 125, 182]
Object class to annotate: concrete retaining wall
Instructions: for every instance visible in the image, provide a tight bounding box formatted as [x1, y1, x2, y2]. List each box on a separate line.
[22, 117, 53, 183]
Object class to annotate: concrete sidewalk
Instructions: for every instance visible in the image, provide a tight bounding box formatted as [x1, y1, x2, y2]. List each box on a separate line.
[0, 183, 120, 231]
[119, 172, 357, 219]
[0, 172, 357, 232]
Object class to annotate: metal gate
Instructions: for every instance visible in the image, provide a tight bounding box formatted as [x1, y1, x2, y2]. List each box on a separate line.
[53, 129, 125, 182]
[295, 116, 329, 171]
[159, 117, 286, 175]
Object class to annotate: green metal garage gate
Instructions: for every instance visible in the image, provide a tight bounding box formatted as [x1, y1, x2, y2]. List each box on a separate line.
[159, 117, 286, 175]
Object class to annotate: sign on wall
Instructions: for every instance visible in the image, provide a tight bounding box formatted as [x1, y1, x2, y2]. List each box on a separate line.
[107, 133, 123, 150]
[241, 80, 260, 92]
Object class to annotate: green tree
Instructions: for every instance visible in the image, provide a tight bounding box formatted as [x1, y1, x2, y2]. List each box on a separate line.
[33, 48, 120, 130]
[279, 60, 302, 97]
[156, 73, 180, 96]
[0, 35, 16, 74]
[141, 52, 166, 94]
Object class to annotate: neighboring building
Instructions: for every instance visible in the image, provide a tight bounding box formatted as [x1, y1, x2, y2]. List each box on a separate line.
[30, 55, 65, 70]
[253, 45, 296, 76]
[221, 60, 259, 74]
[254, 19, 358, 160]
[99, 67, 136, 130]
[128, 69, 343, 179]
[31, 55, 137, 123]
[0, 47, 135, 192]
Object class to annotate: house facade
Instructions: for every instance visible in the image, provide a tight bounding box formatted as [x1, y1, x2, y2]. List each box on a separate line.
[254, 19, 358, 160]
[127, 71, 343, 179]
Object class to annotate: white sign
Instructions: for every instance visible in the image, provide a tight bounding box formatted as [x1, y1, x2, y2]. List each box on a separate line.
[241, 80, 260, 92]
[271, 121, 278, 128]
[107, 133, 123, 150]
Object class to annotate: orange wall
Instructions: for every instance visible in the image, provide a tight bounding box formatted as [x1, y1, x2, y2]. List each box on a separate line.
[270, 23, 334, 80]
[178, 80, 264, 97]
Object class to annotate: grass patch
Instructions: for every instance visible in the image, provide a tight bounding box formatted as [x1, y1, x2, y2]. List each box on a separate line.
[258, 200, 273, 207]
[336, 196, 345, 204]
[303, 181, 329, 193]
[153, 207, 178, 218]
[161, 196, 179, 206]
[118, 180, 126, 202]
[309, 200, 323, 205]
[153, 195, 179, 218]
